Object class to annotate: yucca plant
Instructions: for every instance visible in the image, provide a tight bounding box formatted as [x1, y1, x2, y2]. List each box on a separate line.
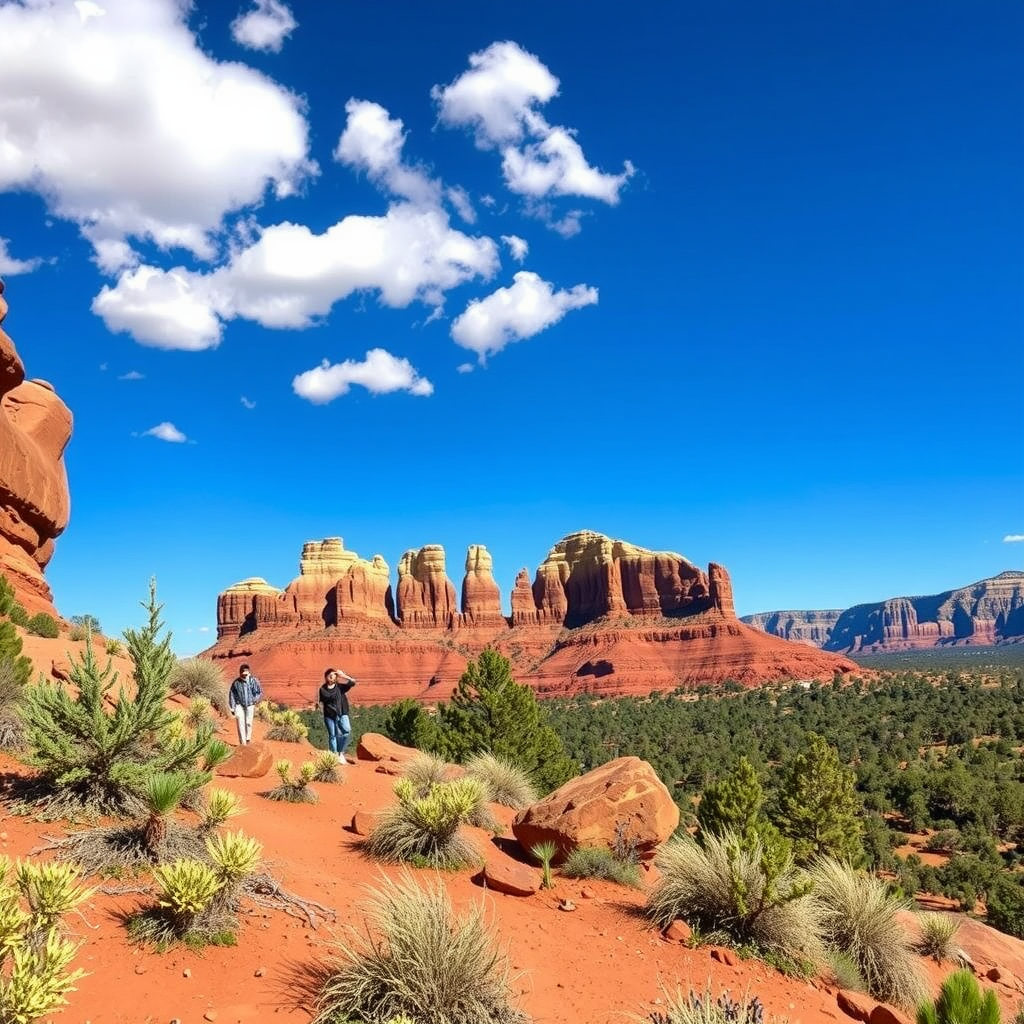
[266, 709, 308, 743]
[199, 789, 244, 833]
[15, 861, 95, 945]
[184, 696, 213, 732]
[0, 928, 85, 1023]
[463, 752, 538, 809]
[917, 970, 1000, 1024]
[267, 760, 318, 804]
[312, 751, 343, 784]
[531, 841, 557, 889]
[144, 859, 222, 943]
[206, 831, 262, 888]
[142, 772, 190, 856]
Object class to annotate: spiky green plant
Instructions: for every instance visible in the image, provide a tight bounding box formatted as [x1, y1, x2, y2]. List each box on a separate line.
[206, 831, 262, 886]
[142, 772, 190, 856]
[266, 760, 318, 804]
[648, 985, 771, 1024]
[15, 861, 95, 944]
[312, 871, 527, 1024]
[530, 841, 557, 889]
[266, 708, 308, 743]
[463, 752, 538, 809]
[200, 789, 243, 832]
[151, 860, 222, 931]
[917, 970, 1001, 1024]
[917, 912, 961, 963]
[402, 752, 453, 795]
[184, 696, 213, 731]
[312, 751, 342, 783]
[561, 846, 642, 888]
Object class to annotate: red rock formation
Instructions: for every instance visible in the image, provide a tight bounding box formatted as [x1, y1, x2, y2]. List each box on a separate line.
[741, 609, 844, 647]
[397, 545, 458, 628]
[461, 544, 506, 628]
[336, 554, 395, 624]
[511, 568, 538, 625]
[0, 279, 72, 616]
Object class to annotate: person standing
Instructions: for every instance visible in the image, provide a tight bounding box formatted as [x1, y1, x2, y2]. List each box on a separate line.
[318, 667, 357, 763]
[228, 663, 263, 746]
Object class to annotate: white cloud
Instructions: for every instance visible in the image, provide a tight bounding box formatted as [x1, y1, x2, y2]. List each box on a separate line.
[230, 0, 297, 53]
[94, 203, 499, 347]
[0, 238, 44, 275]
[143, 421, 187, 442]
[480, 194, 496, 208]
[293, 349, 434, 403]
[0, 0, 314, 266]
[434, 41, 634, 206]
[1004, 535, 1024, 543]
[451, 270, 597, 361]
[456, 362, 474, 374]
[500, 234, 528, 262]
[117, 370, 144, 380]
[240, 396, 257, 409]
[446, 186, 476, 224]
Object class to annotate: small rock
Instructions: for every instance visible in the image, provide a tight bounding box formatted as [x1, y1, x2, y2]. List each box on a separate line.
[580, 885, 597, 899]
[837, 989, 876, 1023]
[203, 1012, 218, 1023]
[870, 1005, 911, 1024]
[0, 832, 7, 841]
[663, 919, 692, 944]
[254, 967, 266, 977]
[557, 898, 577, 912]
[182, 968, 191, 978]
[134, 964, 146, 975]
[987, 967, 1004, 983]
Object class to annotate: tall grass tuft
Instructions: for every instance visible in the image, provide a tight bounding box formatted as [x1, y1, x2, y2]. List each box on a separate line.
[562, 846, 642, 888]
[811, 857, 927, 1009]
[402, 752, 453, 794]
[463, 752, 538, 809]
[312, 871, 528, 1024]
[917, 912, 961, 963]
[648, 985, 772, 1024]
[169, 658, 228, 713]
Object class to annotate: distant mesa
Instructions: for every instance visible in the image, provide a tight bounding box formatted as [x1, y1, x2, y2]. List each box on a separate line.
[0, 279, 72, 617]
[205, 529, 857, 706]
[742, 570, 1024, 653]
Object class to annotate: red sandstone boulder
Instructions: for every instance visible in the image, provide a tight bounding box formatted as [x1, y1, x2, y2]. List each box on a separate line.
[837, 990, 876, 1022]
[216, 742, 273, 778]
[663, 919, 692, 943]
[357, 732, 419, 764]
[351, 810, 378, 836]
[0, 279, 72, 617]
[511, 756, 679, 863]
[481, 859, 541, 897]
[869, 1006, 911, 1024]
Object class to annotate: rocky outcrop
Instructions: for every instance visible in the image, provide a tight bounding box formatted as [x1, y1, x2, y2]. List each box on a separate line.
[207, 529, 859, 703]
[741, 609, 844, 647]
[511, 756, 680, 862]
[745, 572, 1024, 653]
[461, 544, 506, 628]
[0, 279, 72, 616]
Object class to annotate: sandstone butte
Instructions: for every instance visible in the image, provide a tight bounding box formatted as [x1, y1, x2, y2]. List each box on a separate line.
[743, 570, 1024, 653]
[0, 278, 72, 618]
[204, 530, 859, 706]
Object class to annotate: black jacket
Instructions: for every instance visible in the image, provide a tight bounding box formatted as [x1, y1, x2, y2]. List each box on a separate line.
[319, 680, 356, 718]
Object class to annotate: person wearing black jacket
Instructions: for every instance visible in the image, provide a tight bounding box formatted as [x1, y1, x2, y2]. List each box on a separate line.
[317, 667, 357, 764]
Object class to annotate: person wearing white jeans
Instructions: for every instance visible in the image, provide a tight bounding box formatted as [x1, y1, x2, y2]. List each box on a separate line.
[228, 663, 263, 746]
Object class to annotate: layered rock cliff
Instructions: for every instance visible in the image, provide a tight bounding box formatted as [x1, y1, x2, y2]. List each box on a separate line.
[743, 572, 1024, 653]
[0, 279, 72, 616]
[207, 530, 857, 704]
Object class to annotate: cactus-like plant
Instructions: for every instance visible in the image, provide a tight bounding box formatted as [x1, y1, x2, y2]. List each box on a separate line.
[200, 789, 244, 832]
[530, 841, 557, 889]
[267, 760, 318, 804]
[917, 970, 1001, 1024]
[142, 772, 190, 855]
[266, 709, 308, 743]
[184, 696, 213, 731]
[206, 831, 262, 886]
[312, 751, 342, 783]
[15, 861, 95, 942]
[153, 860, 222, 926]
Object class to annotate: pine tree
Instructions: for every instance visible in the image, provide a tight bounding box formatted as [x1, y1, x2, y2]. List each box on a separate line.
[0, 574, 17, 617]
[697, 755, 764, 843]
[0, 620, 31, 692]
[436, 648, 576, 792]
[384, 698, 441, 751]
[22, 580, 224, 817]
[774, 732, 864, 864]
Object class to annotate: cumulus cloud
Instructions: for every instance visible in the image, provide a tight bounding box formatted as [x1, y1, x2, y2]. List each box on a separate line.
[142, 421, 187, 442]
[451, 270, 597, 361]
[93, 203, 499, 348]
[231, 0, 297, 53]
[241, 396, 257, 409]
[293, 349, 434, 403]
[501, 234, 528, 262]
[0, 237, 44, 275]
[456, 362, 474, 374]
[117, 370, 144, 380]
[1004, 535, 1024, 543]
[434, 41, 634, 206]
[446, 186, 477, 224]
[0, 0, 314, 267]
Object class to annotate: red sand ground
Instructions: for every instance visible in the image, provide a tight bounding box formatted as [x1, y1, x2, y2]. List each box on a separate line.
[3, 713, 1023, 1024]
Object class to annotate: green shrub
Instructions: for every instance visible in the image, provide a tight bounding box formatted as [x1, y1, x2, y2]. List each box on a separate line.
[104, 637, 123, 656]
[199, 789, 243, 833]
[169, 658, 228, 713]
[7, 604, 28, 628]
[402, 751, 452, 794]
[0, 657, 28, 751]
[825, 950, 866, 992]
[916, 970, 1000, 1024]
[25, 613, 59, 639]
[917, 912, 961, 962]
[463, 752, 538, 809]
[266, 760, 318, 804]
[311, 751, 343, 784]
[986, 875, 1024, 938]
[561, 846, 642, 887]
[266, 708, 308, 743]
[0, 576, 16, 618]
[364, 777, 482, 870]
[67, 625, 89, 642]
[0, 624, 31, 694]
[811, 857, 926, 1009]
[648, 986, 770, 1024]
[312, 871, 527, 1024]
[531, 841, 556, 889]
[646, 829, 823, 965]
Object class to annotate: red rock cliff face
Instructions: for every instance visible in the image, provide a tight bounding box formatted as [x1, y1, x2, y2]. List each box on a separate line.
[0, 280, 72, 616]
[208, 530, 859, 704]
[740, 609, 844, 647]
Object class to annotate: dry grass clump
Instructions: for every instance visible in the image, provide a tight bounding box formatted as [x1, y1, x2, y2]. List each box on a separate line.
[647, 830, 823, 966]
[810, 857, 927, 1009]
[0, 656, 27, 751]
[916, 911, 962, 963]
[561, 846, 642, 888]
[402, 752, 453, 793]
[312, 751, 344, 784]
[648, 985, 773, 1024]
[266, 760, 318, 804]
[312, 871, 528, 1024]
[169, 658, 228, 713]
[463, 752, 538, 809]
[364, 778, 482, 870]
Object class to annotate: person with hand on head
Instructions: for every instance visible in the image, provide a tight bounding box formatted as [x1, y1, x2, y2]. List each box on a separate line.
[228, 663, 263, 746]
[318, 667, 357, 764]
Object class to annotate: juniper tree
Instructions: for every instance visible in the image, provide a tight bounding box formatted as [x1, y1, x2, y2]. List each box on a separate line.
[0, 620, 31, 693]
[436, 648, 576, 793]
[697, 755, 765, 844]
[774, 732, 863, 864]
[22, 580, 226, 818]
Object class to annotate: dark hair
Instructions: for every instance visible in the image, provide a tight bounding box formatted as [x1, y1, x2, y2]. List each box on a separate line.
[323, 667, 336, 681]
[240, 663, 251, 672]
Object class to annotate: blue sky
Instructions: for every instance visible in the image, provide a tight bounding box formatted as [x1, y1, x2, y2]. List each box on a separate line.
[0, 0, 1021, 653]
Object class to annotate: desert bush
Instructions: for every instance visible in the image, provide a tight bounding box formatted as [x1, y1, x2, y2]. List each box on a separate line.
[647, 829, 823, 965]
[266, 708, 308, 743]
[648, 986, 770, 1024]
[825, 950, 866, 992]
[312, 871, 527, 1024]
[7, 605, 28, 628]
[0, 657, 28, 752]
[21, 584, 223, 819]
[0, 858, 92, 1024]
[104, 637, 122, 656]
[25, 613, 58, 639]
[67, 625, 88, 642]
[131, 859, 222, 946]
[0, 625, 31, 694]
[403, 751, 453, 794]
[917, 912, 961, 962]
[266, 760, 318, 804]
[463, 751, 538, 809]
[561, 846, 642, 888]
[199, 789, 244, 833]
[311, 751, 343, 784]
[531, 841, 556, 889]
[916, 969, 1000, 1024]
[924, 830, 963, 854]
[811, 857, 926, 1009]
[986, 875, 1024, 939]
[184, 696, 214, 732]
[364, 777, 482, 870]
[254, 700, 274, 722]
[169, 658, 228, 713]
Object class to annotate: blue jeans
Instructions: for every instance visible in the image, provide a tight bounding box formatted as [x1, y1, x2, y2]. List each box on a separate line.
[324, 714, 351, 755]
